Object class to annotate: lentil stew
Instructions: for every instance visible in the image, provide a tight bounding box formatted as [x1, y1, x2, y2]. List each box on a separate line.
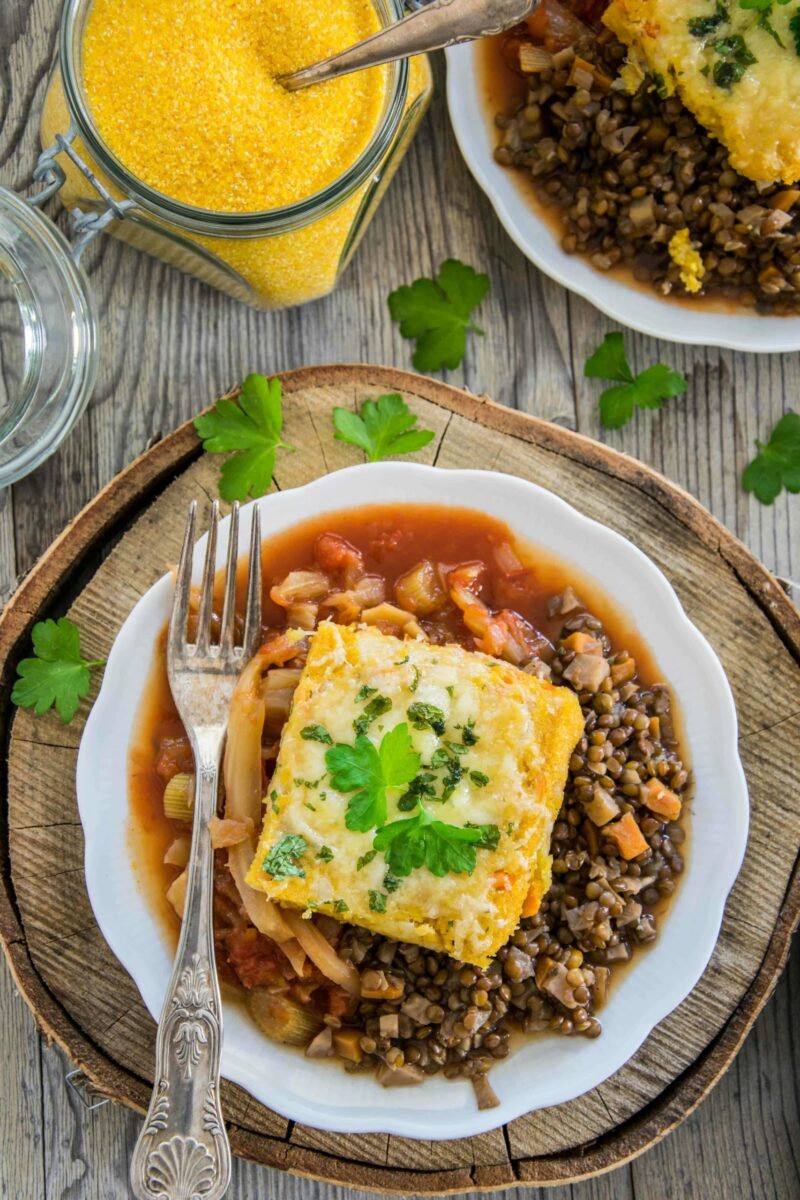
[129, 504, 690, 1106]
[486, 0, 800, 312]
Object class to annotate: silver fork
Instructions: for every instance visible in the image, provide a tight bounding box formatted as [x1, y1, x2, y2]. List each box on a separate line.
[130, 499, 262, 1200]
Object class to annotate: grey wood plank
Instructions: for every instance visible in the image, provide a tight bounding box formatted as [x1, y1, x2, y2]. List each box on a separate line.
[0, 958, 44, 1200]
[0, 2, 797, 1199]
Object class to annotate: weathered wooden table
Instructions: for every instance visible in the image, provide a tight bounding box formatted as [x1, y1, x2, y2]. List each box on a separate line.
[0, 3, 797, 1197]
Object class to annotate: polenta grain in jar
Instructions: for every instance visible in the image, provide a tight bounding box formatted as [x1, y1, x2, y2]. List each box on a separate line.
[42, 0, 432, 308]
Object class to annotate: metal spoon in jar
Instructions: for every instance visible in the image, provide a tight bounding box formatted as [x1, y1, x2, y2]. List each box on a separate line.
[277, 0, 537, 92]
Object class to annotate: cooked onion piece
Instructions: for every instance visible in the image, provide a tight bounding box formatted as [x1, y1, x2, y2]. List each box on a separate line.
[246, 987, 323, 1046]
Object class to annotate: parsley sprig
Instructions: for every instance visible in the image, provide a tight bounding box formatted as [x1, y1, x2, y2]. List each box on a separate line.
[584, 333, 688, 429]
[374, 808, 499, 879]
[194, 373, 294, 501]
[326, 723, 421, 832]
[388, 259, 489, 371]
[263, 833, 308, 880]
[11, 618, 105, 724]
[742, 412, 800, 504]
[332, 394, 435, 462]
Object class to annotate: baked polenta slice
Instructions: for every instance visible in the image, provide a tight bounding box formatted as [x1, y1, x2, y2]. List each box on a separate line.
[604, 0, 800, 183]
[247, 622, 583, 968]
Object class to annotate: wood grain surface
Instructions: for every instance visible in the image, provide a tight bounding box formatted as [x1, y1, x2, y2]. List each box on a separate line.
[0, 0, 798, 1196]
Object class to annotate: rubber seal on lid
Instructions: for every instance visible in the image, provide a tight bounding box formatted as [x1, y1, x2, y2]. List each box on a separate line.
[0, 184, 97, 487]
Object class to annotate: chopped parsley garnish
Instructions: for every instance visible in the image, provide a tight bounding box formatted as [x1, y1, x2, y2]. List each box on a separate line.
[688, 3, 727, 36]
[270, 789, 280, 814]
[407, 701, 446, 735]
[410, 665, 421, 693]
[355, 684, 377, 702]
[317, 845, 334, 862]
[711, 32, 757, 88]
[353, 694, 392, 735]
[301, 723, 333, 745]
[790, 8, 800, 53]
[398, 771, 437, 811]
[441, 756, 464, 801]
[357, 849, 378, 870]
[461, 719, 479, 746]
[469, 770, 490, 788]
[326, 723, 420, 832]
[394, 655, 410, 666]
[374, 809, 501, 879]
[333, 899, 349, 913]
[369, 890, 388, 913]
[263, 834, 307, 880]
[466, 822, 501, 850]
[445, 740, 469, 756]
[383, 873, 401, 893]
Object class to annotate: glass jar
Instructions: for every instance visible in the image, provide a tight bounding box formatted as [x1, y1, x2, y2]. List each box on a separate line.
[40, 0, 433, 310]
[0, 0, 432, 485]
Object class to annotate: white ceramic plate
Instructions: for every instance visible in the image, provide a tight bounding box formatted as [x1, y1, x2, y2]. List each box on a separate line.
[77, 463, 749, 1139]
[445, 42, 800, 353]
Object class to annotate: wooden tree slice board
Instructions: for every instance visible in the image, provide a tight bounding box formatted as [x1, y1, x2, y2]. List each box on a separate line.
[1, 365, 798, 1192]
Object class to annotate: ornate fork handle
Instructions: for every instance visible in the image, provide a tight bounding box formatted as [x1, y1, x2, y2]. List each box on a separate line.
[130, 737, 231, 1200]
[279, 0, 535, 91]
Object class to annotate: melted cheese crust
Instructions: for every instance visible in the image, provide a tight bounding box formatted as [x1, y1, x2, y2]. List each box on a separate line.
[604, 0, 800, 183]
[246, 623, 583, 967]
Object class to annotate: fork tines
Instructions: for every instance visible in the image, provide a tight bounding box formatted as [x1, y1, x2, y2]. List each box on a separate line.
[169, 500, 262, 662]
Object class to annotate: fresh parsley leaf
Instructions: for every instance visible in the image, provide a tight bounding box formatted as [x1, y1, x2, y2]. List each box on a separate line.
[688, 3, 727, 34]
[326, 723, 421, 832]
[11, 618, 105, 724]
[332, 394, 435, 462]
[369, 890, 387, 913]
[374, 809, 490, 879]
[353, 694, 392, 736]
[388, 259, 489, 371]
[263, 833, 307, 879]
[742, 412, 800, 504]
[584, 333, 688, 430]
[301, 723, 333, 745]
[194, 374, 294, 501]
[317, 845, 334, 862]
[407, 701, 446, 735]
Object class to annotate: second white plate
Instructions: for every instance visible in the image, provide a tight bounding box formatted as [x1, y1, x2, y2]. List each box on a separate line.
[445, 42, 800, 353]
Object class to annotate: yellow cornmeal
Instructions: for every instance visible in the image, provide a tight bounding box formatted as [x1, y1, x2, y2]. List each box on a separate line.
[40, 2, 431, 307]
[82, 0, 387, 212]
[668, 229, 705, 295]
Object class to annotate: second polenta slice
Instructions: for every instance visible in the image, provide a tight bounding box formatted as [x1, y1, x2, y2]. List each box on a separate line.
[247, 622, 583, 968]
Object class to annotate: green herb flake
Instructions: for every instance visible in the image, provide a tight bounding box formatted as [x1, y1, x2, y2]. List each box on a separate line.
[383, 873, 401, 893]
[790, 8, 800, 53]
[317, 845, 335, 862]
[270, 789, 280, 814]
[407, 701, 446, 735]
[355, 684, 378, 702]
[327, 723, 421, 832]
[353, 694, 392, 736]
[394, 655, 410, 666]
[469, 770, 490, 788]
[369, 890, 388, 913]
[301, 723, 333, 745]
[410, 665, 421, 693]
[688, 3, 727, 36]
[263, 833, 307, 880]
[333, 899, 349, 913]
[461, 719, 479, 746]
[357, 849, 378, 871]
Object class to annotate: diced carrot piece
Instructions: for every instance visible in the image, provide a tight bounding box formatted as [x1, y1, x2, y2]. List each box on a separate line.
[641, 777, 682, 821]
[605, 812, 649, 860]
[610, 658, 637, 686]
[332, 1028, 363, 1064]
[562, 631, 603, 655]
[492, 870, 513, 892]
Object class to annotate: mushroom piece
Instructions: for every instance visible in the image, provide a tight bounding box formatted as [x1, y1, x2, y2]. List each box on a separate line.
[305, 1027, 334, 1059]
[563, 652, 611, 692]
[375, 1061, 424, 1088]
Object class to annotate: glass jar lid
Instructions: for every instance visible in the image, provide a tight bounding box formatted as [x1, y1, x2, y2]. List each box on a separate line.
[0, 184, 97, 488]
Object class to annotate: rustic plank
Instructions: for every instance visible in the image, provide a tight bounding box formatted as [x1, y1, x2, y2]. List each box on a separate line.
[0, 957, 44, 1200]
